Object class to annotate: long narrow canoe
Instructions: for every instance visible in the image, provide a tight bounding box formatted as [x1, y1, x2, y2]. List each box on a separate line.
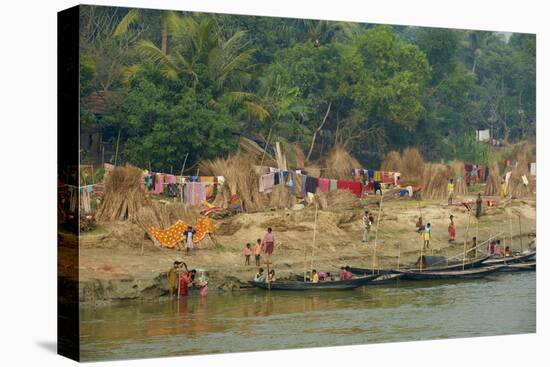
[369, 273, 404, 284]
[397, 265, 503, 280]
[499, 261, 536, 272]
[248, 275, 373, 290]
[482, 252, 536, 266]
[292, 273, 379, 283]
[349, 256, 489, 276]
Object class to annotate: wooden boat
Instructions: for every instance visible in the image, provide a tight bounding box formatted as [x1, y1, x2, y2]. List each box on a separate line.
[499, 261, 536, 272]
[369, 273, 404, 284]
[482, 252, 536, 266]
[397, 265, 503, 280]
[292, 273, 379, 282]
[248, 275, 373, 291]
[349, 256, 489, 276]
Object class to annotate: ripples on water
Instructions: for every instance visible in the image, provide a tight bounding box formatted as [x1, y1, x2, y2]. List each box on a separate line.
[80, 272, 535, 361]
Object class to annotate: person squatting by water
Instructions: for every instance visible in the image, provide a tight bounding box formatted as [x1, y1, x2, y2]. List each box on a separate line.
[254, 267, 266, 283]
[243, 243, 252, 265]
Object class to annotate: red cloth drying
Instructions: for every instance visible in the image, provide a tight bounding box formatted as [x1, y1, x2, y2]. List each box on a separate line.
[337, 180, 362, 197]
[317, 178, 330, 193]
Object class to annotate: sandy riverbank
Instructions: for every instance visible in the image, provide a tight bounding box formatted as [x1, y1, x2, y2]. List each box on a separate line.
[63, 196, 536, 304]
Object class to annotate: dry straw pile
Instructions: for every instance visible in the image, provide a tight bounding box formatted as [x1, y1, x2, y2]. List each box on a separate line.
[484, 160, 501, 196]
[401, 148, 425, 183]
[421, 163, 452, 199]
[322, 145, 361, 180]
[136, 201, 200, 230]
[201, 154, 266, 212]
[508, 153, 534, 198]
[314, 190, 360, 211]
[450, 160, 468, 195]
[96, 165, 148, 222]
[381, 150, 402, 172]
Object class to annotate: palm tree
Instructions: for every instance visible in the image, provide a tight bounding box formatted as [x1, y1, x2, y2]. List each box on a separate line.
[113, 9, 181, 54]
[124, 14, 269, 120]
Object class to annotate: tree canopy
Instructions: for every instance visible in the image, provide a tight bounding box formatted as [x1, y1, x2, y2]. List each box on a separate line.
[80, 6, 536, 171]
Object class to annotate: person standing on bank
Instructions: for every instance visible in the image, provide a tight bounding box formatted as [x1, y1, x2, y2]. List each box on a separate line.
[183, 226, 196, 256]
[362, 211, 372, 243]
[261, 227, 275, 257]
[448, 215, 455, 243]
[447, 178, 454, 206]
[423, 223, 431, 249]
[476, 193, 483, 219]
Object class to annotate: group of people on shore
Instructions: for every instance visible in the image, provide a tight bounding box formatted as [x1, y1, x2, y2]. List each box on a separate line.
[167, 261, 208, 298]
[243, 227, 275, 266]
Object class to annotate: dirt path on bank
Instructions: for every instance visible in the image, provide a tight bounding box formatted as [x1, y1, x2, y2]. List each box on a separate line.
[71, 196, 536, 302]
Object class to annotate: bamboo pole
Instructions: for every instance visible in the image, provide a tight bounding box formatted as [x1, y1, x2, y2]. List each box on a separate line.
[518, 214, 523, 252]
[309, 204, 319, 277]
[371, 194, 384, 275]
[462, 209, 471, 270]
[180, 153, 189, 203]
[114, 128, 121, 166]
[508, 209, 513, 252]
[397, 242, 401, 270]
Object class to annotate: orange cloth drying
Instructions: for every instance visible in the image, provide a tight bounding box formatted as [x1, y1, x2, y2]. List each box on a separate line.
[148, 217, 215, 248]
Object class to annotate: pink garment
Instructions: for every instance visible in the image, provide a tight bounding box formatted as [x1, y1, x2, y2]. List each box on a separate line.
[154, 173, 165, 194]
[317, 178, 330, 193]
[354, 169, 362, 182]
[165, 175, 177, 184]
[262, 232, 275, 245]
[184, 182, 206, 206]
[259, 173, 275, 193]
[200, 285, 208, 297]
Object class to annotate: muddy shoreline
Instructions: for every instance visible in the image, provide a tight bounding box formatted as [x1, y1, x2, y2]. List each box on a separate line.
[62, 198, 536, 306]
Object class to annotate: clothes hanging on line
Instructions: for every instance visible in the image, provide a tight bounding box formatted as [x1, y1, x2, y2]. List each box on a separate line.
[329, 179, 338, 191]
[259, 173, 275, 193]
[337, 180, 362, 197]
[317, 178, 330, 193]
[305, 176, 319, 194]
[184, 182, 206, 206]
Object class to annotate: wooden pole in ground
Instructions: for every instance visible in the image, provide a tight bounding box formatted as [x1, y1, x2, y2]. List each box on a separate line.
[371, 194, 384, 275]
[114, 128, 121, 166]
[508, 209, 513, 251]
[180, 153, 189, 203]
[309, 204, 319, 277]
[462, 209, 471, 270]
[397, 242, 401, 270]
[518, 214, 523, 252]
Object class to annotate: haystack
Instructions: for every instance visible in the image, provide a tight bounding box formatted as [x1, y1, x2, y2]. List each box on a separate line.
[201, 154, 266, 212]
[484, 160, 500, 196]
[314, 190, 360, 211]
[401, 147, 425, 183]
[421, 163, 452, 199]
[508, 153, 534, 198]
[304, 164, 321, 178]
[96, 165, 148, 222]
[381, 151, 402, 172]
[136, 201, 200, 231]
[510, 141, 535, 165]
[450, 160, 468, 195]
[322, 145, 361, 180]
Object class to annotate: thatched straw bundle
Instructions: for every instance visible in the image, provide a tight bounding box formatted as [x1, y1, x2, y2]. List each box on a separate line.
[510, 141, 535, 164]
[304, 164, 321, 178]
[96, 165, 148, 222]
[322, 145, 362, 180]
[314, 190, 360, 211]
[201, 154, 266, 212]
[450, 160, 468, 195]
[421, 163, 452, 199]
[484, 160, 500, 196]
[136, 201, 200, 230]
[401, 147, 425, 183]
[508, 153, 534, 198]
[381, 151, 402, 172]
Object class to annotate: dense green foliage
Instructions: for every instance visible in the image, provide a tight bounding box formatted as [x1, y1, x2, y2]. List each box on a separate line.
[80, 6, 536, 171]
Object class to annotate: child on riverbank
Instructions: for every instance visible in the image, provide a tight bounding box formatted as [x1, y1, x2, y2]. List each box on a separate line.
[254, 238, 262, 266]
[243, 243, 252, 265]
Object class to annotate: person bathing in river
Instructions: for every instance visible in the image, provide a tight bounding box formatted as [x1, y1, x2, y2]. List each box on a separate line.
[243, 243, 252, 266]
[168, 261, 183, 298]
[448, 215, 455, 243]
[178, 268, 192, 297]
[261, 227, 275, 257]
[254, 268, 266, 283]
[423, 223, 431, 249]
[254, 239, 262, 266]
[268, 269, 276, 283]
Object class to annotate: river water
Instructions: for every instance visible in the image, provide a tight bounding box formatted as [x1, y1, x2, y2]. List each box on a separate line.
[80, 271, 535, 361]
